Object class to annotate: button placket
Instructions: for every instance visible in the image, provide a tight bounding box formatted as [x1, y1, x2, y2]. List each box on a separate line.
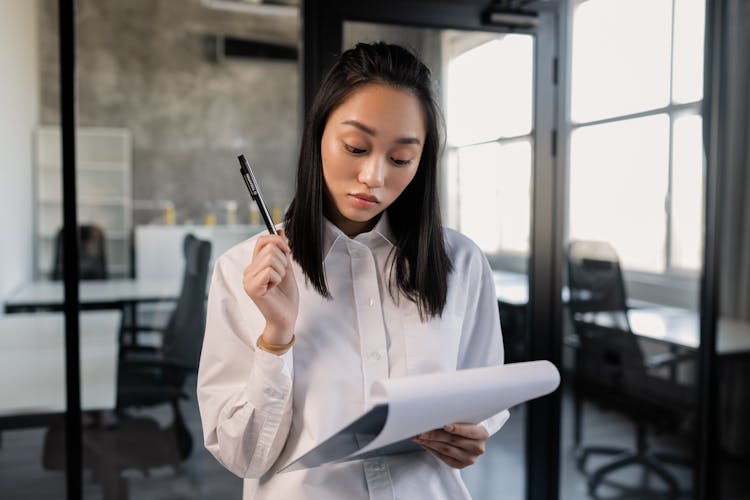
[350, 242, 389, 406]
[363, 459, 394, 500]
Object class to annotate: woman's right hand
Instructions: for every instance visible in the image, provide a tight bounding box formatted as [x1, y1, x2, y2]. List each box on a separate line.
[243, 230, 299, 346]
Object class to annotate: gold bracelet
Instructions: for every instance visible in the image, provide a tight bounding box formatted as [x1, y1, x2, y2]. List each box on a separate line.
[257, 334, 295, 355]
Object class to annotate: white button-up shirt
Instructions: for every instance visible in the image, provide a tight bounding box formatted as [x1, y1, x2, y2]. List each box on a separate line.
[197, 215, 509, 500]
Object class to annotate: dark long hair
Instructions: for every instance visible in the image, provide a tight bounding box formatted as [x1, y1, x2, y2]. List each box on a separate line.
[284, 42, 452, 320]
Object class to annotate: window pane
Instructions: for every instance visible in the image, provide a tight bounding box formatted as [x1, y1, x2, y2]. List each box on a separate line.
[672, 0, 705, 103]
[569, 115, 670, 272]
[671, 114, 704, 270]
[571, 0, 672, 122]
[456, 141, 532, 254]
[447, 35, 533, 146]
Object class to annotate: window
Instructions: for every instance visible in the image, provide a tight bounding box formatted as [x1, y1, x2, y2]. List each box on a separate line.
[443, 33, 535, 259]
[567, 0, 706, 275]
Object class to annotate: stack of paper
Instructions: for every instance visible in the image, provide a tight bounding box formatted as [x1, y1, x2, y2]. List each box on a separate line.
[279, 360, 560, 472]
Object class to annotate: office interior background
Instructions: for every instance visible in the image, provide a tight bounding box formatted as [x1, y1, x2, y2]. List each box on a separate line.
[0, 0, 748, 499]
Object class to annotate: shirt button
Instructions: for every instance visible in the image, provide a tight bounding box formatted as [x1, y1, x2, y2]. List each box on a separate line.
[263, 387, 280, 398]
[368, 298, 375, 307]
[366, 460, 385, 471]
[369, 351, 381, 361]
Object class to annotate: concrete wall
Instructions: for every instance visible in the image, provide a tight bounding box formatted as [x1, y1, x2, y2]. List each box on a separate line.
[34, 5, 448, 227]
[0, 0, 39, 311]
[343, 21, 443, 85]
[39, 0, 301, 223]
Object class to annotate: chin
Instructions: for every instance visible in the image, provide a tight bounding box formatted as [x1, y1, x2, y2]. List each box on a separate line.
[344, 210, 379, 223]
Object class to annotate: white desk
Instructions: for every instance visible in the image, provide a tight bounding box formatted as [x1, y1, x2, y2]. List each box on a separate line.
[492, 269, 750, 354]
[135, 224, 262, 281]
[493, 270, 529, 306]
[4, 279, 180, 314]
[0, 311, 120, 425]
[580, 308, 750, 354]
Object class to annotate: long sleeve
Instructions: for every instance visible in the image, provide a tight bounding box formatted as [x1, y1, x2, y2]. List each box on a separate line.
[455, 246, 510, 437]
[197, 251, 294, 479]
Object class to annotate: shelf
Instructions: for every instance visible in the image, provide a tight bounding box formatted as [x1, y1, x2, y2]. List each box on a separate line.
[38, 230, 130, 239]
[38, 196, 130, 206]
[35, 126, 132, 279]
[39, 162, 128, 172]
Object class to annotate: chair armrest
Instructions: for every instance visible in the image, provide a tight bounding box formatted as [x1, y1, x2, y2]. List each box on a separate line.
[120, 355, 196, 374]
[121, 325, 167, 335]
[645, 351, 695, 370]
[121, 344, 160, 354]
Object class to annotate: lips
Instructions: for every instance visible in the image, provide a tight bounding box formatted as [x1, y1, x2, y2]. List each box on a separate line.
[349, 193, 379, 209]
[351, 193, 378, 203]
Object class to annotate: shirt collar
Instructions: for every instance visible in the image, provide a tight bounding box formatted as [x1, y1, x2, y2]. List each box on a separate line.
[322, 212, 396, 260]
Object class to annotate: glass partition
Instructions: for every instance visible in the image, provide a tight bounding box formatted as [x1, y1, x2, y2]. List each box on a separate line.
[344, 21, 536, 500]
[0, 2, 67, 498]
[560, 0, 705, 497]
[6, 0, 302, 498]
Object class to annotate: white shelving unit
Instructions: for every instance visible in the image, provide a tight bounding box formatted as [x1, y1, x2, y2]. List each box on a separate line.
[34, 126, 132, 279]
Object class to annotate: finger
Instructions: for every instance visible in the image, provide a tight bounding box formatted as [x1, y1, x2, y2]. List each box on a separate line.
[420, 444, 465, 468]
[248, 245, 288, 278]
[419, 428, 481, 445]
[253, 235, 291, 257]
[253, 235, 291, 256]
[443, 423, 488, 440]
[256, 268, 282, 291]
[253, 249, 287, 279]
[418, 440, 474, 468]
[419, 436, 480, 461]
[416, 431, 484, 455]
[244, 269, 279, 297]
[277, 230, 292, 255]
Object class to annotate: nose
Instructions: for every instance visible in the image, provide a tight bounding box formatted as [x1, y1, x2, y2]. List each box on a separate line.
[358, 155, 385, 188]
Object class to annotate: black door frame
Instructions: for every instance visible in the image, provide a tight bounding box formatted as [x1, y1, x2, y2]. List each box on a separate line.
[696, 0, 723, 497]
[59, 0, 83, 498]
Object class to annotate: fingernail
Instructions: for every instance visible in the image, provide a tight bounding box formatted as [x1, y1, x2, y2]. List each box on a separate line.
[444, 424, 454, 432]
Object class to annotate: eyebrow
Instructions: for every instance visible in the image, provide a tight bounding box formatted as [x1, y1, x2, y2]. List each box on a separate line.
[341, 119, 422, 145]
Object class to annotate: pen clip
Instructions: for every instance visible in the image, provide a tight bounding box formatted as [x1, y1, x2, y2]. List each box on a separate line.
[238, 155, 259, 197]
[237, 154, 278, 235]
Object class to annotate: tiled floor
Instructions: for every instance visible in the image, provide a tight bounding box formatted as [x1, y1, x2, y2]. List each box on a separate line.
[1, 380, 747, 499]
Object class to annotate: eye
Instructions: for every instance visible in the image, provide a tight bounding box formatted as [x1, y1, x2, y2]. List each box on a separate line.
[344, 143, 367, 155]
[391, 157, 413, 166]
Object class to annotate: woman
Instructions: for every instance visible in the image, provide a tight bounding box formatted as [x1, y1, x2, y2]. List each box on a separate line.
[198, 42, 508, 500]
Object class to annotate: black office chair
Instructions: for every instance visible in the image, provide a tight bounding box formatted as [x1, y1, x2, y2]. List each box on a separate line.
[498, 300, 528, 364]
[42, 234, 211, 500]
[51, 224, 108, 280]
[117, 233, 212, 411]
[567, 240, 694, 498]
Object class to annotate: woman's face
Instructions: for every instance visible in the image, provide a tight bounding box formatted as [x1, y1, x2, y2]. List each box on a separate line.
[321, 82, 426, 237]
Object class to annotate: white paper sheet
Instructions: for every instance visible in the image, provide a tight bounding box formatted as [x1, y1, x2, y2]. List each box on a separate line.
[278, 360, 559, 472]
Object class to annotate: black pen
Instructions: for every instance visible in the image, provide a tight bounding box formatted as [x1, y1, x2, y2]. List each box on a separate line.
[238, 154, 278, 235]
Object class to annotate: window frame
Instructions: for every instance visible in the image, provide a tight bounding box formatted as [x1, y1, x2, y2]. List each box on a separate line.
[564, 0, 705, 308]
[440, 31, 539, 274]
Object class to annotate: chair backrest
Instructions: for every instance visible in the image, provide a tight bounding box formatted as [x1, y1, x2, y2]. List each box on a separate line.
[160, 234, 211, 372]
[567, 240, 630, 329]
[51, 224, 108, 280]
[566, 241, 650, 400]
[574, 321, 648, 395]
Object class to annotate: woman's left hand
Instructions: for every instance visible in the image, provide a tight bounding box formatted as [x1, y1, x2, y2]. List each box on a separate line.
[413, 422, 489, 469]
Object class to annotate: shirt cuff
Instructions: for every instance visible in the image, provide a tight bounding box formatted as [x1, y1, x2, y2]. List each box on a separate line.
[246, 346, 294, 409]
